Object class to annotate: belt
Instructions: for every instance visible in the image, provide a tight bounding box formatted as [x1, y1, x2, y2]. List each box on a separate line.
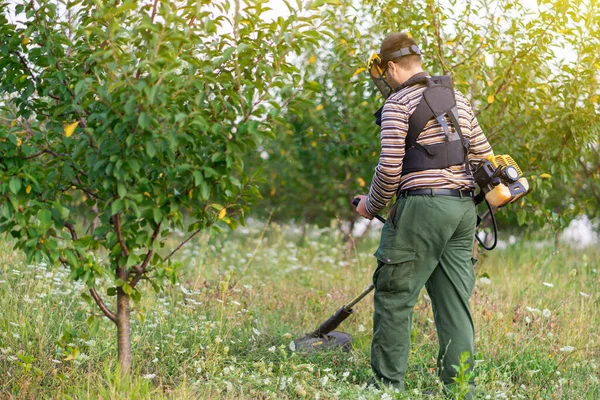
[399, 188, 474, 198]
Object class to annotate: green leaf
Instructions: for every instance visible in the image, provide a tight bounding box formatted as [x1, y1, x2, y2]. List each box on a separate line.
[126, 253, 139, 267]
[138, 112, 150, 129]
[131, 289, 142, 303]
[107, 287, 117, 297]
[145, 141, 156, 157]
[193, 170, 203, 187]
[1, 203, 11, 219]
[122, 282, 133, 295]
[9, 178, 22, 195]
[38, 209, 52, 227]
[117, 183, 127, 198]
[111, 199, 124, 216]
[87, 315, 100, 335]
[199, 181, 210, 200]
[152, 208, 162, 224]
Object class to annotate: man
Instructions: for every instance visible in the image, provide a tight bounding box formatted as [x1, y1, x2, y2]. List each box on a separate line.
[354, 32, 493, 396]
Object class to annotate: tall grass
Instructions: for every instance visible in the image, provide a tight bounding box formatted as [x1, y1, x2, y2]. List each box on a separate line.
[0, 221, 598, 399]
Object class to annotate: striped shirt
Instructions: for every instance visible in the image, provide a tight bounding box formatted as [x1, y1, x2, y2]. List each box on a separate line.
[365, 75, 494, 216]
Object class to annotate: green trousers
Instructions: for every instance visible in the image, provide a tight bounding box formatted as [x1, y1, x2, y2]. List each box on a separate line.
[371, 194, 477, 391]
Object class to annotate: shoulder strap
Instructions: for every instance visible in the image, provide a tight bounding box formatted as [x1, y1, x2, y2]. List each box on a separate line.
[394, 71, 429, 92]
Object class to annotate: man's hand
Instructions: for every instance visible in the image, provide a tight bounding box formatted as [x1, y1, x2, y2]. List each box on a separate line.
[353, 194, 374, 220]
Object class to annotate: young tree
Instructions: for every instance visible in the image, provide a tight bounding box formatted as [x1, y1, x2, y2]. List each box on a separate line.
[255, 2, 383, 241]
[0, 0, 319, 373]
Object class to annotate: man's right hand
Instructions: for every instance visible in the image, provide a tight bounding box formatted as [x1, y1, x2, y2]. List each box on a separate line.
[353, 194, 374, 220]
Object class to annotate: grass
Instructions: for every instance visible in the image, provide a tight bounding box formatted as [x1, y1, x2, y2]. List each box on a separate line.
[0, 220, 599, 399]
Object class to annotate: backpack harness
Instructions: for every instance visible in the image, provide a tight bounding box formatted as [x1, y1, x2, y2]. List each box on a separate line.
[374, 72, 471, 176]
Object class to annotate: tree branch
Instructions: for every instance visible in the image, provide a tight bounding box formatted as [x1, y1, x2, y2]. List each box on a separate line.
[151, 0, 159, 22]
[90, 287, 117, 323]
[130, 220, 162, 288]
[429, 2, 450, 74]
[23, 150, 48, 160]
[165, 228, 202, 261]
[64, 222, 78, 241]
[60, 229, 118, 324]
[113, 212, 130, 258]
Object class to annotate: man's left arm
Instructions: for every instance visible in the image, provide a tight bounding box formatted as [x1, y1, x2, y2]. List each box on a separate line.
[360, 99, 409, 218]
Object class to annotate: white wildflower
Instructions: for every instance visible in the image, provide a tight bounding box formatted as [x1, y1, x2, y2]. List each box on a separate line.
[580, 292, 590, 298]
[478, 277, 491, 285]
[289, 341, 296, 352]
[268, 346, 276, 353]
[381, 393, 393, 400]
[560, 346, 575, 353]
[343, 371, 350, 378]
[321, 375, 329, 387]
[278, 380, 286, 391]
[542, 282, 554, 288]
[525, 316, 531, 324]
[558, 378, 566, 387]
[143, 373, 156, 379]
[526, 307, 541, 315]
[214, 336, 223, 344]
[358, 324, 366, 332]
[8, 355, 18, 362]
[152, 358, 158, 363]
[51, 359, 61, 364]
[252, 328, 261, 336]
[542, 309, 551, 318]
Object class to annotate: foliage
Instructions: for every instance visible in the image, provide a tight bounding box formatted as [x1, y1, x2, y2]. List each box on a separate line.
[255, 3, 381, 228]
[259, 0, 599, 231]
[370, 0, 600, 228]
[0, 0, 321, 368]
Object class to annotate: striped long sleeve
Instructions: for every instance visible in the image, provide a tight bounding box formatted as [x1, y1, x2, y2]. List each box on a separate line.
[365, 82, 494, 217]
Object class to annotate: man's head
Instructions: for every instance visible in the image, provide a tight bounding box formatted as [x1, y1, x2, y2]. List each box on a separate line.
[379, 32, 423, 89]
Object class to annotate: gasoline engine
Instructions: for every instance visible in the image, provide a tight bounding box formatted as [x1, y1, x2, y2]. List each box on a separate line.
[472, 155, 530, 250]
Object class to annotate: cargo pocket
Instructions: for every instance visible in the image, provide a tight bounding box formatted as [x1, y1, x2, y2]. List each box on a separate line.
[372, 248, 416, 294]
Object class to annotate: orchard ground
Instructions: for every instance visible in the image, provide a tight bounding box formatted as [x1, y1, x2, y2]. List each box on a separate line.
[1, 220, 599, 399]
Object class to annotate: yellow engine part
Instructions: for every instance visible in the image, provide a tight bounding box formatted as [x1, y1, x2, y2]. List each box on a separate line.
[487, 154, 523, 177]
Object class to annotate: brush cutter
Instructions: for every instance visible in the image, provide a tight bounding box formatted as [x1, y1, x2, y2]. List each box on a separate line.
[293, 198, 382, 352]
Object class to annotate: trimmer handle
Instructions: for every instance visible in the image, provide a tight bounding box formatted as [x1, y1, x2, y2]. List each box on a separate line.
[352, 197, 386, 223]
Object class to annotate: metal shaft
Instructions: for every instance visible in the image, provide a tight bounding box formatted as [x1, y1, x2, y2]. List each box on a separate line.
[345, 284, 375, 309]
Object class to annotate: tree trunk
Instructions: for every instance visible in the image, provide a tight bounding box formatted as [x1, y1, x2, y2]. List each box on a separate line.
[116, 289, 131, 375]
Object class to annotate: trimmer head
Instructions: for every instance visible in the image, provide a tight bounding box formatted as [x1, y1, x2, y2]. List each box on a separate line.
[294, 331, 353, 352]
